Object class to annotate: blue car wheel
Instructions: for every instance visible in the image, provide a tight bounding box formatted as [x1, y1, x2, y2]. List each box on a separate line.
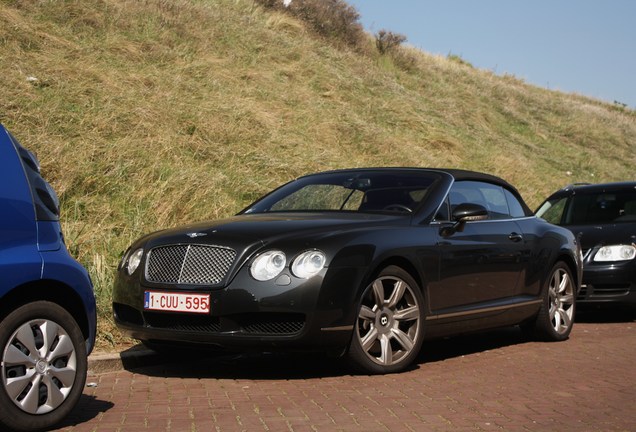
[0, 301, 88, 432]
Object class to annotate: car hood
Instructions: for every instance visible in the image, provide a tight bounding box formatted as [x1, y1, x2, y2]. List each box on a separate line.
[138, 212, 409, 250]
[565, 223, 636, 250]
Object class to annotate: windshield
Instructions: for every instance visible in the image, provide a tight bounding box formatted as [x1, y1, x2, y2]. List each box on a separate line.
[242, 170, 440, 214]
[537, 189, 636, 225]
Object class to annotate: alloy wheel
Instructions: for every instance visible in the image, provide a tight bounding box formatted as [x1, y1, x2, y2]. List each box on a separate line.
[355, 274, 422, 367]
[548, 267, 575, 335]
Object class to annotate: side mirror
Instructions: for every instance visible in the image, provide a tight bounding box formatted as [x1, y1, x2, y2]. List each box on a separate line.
[440, 203, 488, 237]
[452, 203, 489, 223]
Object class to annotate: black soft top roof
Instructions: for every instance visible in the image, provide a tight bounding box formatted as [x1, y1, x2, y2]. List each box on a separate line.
[302, 167, 516, 188]
[439, 168, 513, 187]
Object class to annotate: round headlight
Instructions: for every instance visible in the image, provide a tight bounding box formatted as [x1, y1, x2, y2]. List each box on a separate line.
[250, 250, 286, 281]
[126, 248, 144, 275]
[291, 250, 326, 279]
[593, 245, 636, 262]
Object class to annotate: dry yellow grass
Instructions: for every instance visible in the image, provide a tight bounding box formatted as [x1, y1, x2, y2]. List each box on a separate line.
[1, 0, 634, 349]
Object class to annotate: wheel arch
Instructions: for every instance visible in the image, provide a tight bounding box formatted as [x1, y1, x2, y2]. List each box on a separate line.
[0, 280, 92, 343]
[559, 253, 579, 286]
[364, 255, 426, 299]
[546, 252, 580, 293]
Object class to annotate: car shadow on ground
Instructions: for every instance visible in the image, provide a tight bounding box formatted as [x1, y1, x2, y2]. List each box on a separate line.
[126, 326, 531, 380]
[416, 326, 526, 365]
[53, 395, 114, 429]
[128, 349, 350, 379]
[575, 306, 635, 323]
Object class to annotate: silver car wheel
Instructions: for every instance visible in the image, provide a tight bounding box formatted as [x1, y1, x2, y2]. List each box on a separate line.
[548, 267, 575, 335]
[356, 275, 422, 367]
[2, 318, 78, 415]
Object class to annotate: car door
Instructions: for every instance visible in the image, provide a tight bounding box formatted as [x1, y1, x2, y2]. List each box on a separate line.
[428, 181, 528, 314]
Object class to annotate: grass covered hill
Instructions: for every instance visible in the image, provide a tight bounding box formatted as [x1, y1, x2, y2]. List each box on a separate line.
[1, 0, 634, 348]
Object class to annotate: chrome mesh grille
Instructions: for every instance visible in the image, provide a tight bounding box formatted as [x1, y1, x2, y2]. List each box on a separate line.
[146, 244, 236, 285]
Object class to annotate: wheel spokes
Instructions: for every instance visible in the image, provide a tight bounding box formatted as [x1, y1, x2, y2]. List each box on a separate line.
[557, 308, 572, 330]
[360, 327, 379, 352]
[49, 334, 74, 361]
[394, 305, 419, 321]
[4, 343, 36, 367]
[552, 306, 562, 329]
[551, 269, 561, 289]
[15, 324, 39, 357]
[371, 280, 385, 308]
[558, 271, 570, 294]
[17, 374, 42, 414]
[5, 369, 37, 400]
[391, 328, 415, 351]
[42, 376, 67, 411]
[42, 320, 60, 356]
[387, 280, 406, 308]
[378, 334, 391, 365]
[49, 363, 77, 388]
[359, 305, 376, 321]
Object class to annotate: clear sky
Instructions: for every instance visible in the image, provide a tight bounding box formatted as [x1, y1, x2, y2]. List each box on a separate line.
[347, 0, 636, 109]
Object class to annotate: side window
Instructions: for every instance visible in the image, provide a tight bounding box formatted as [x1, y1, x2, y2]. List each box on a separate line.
[449, 181, 511, 219]
[449, 183, 482, 208]
[481, 186, 509, 219]
[504, 189, 527, 218]
[536, 197, 568, 224]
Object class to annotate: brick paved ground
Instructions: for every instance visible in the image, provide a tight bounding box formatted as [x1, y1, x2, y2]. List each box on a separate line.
[52, 311, 635, 432]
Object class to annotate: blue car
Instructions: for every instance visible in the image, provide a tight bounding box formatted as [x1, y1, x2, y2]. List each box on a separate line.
[0, 125, 96, 432]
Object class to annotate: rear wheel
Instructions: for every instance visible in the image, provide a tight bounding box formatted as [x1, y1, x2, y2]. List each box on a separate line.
[526, 262, 576, 341]
[347, 266, 425, 374]
[0, 301, 87, 432]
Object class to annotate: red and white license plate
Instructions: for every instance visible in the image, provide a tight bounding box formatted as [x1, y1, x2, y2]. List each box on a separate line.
[144, 291, 210, 314]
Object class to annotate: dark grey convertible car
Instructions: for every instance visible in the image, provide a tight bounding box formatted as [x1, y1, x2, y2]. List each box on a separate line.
[113, 168, 582, 374]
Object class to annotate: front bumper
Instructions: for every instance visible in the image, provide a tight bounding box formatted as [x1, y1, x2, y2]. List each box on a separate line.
[112, 265, 363, 353]
[578, 258, 636, 306]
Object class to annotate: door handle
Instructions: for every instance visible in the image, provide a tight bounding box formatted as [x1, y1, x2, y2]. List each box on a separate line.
[508, 232, 523, 242]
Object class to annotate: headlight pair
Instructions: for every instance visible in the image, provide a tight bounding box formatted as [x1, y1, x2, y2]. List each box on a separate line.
[250, 249, 326, 281]
[593, 245, 635, 262]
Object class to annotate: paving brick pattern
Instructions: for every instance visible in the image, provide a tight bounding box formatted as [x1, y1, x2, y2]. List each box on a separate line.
[52, 316, 635, 432]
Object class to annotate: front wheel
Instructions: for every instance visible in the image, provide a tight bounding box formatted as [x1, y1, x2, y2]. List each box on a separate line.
[347, 266, 425, 374]
[0, 301, 88, 432]
[526, 262, 576, 341]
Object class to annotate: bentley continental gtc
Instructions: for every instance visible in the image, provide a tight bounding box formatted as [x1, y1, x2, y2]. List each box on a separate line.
[113, 168, 582, 374]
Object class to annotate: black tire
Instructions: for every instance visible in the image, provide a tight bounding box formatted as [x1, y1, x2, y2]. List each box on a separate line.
[526, 261, 576, 341]
[0, 301, 87, 432]
[347, 266, 425, 374]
